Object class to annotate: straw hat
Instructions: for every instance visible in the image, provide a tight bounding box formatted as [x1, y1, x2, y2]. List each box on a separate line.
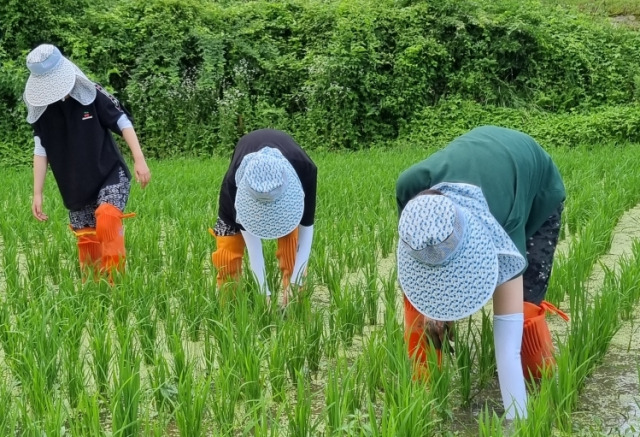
[24, 44, 96, 123]
[397, 182, 526, 321]
[235, 147, 304, 239]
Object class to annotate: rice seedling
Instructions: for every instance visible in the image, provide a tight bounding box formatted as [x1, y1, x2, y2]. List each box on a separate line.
[325, 357, 350, 435]
[150, 354, 177, 414]
[478, 405, 505, 437]
[166, 322, 188, 383]
[325, 355, 366, 435]
[239, 332, 263, 406]
[362, 260, 380, 326]
[136, 303, 158, 366]
[612, 242, 640, 321]
[284, 321, 308, 383]
[268, 327, 289, 403]
[210, 359, 242, 435]
[304, 307, 324, 374]
[361, 331, 384, 403]
[0, 378, 16, 436]
[175, 366, 210, 437]
[325, 307, 340, 359]
[88, 306, 112, 400]
[243, 399, 282, 437]
[476, 309, 496, 389]
[426, 343, 454, 422]
[42, 397, 66, 437]
[287, 370, 316, 437]
[451, 322, 472, 408]
[177, 281, 206, 342]
[111, 328, 142, 437]
[332, 283, 363, 347]
[70, 392, 105, 436]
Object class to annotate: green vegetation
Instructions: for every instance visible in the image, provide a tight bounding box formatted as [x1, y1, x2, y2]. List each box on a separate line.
[0, 145, 639, 434]
[1, 0, 639, 163]
[545, 0, 640, 16]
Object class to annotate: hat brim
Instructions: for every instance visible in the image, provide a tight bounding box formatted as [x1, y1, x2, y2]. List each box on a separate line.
[398, 211, 499, 321]
[433, 182, 527, 284]
[235, 166, 304, 239]
[25, 56, 76, 107]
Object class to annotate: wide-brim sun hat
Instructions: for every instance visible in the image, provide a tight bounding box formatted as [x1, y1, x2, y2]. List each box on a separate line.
[397, 182, 526, 321]
[235, 147, 304, 239]
[24, 44, 96, 123]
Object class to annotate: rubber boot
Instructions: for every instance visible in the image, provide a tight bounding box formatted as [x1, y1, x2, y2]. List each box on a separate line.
[73, 227, 101, 281]
[276, 227, 299, 304]
[521, 300, 569, 380]
[95, 203, 135, 283]
[404, 295, 442, 381]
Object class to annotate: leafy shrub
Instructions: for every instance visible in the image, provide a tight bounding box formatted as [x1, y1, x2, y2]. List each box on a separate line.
[398, 99, 640, 149]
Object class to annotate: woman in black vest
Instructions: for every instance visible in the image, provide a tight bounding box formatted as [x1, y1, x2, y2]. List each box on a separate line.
[24, 44, 151, 282]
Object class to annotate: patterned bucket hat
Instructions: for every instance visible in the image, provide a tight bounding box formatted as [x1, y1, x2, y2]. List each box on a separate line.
[397, 182, 526, 321]
[24, 44, 96, 123]
[235, 147, 304, 239]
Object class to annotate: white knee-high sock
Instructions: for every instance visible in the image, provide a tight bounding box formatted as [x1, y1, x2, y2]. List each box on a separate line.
[494, 313, 527, 419]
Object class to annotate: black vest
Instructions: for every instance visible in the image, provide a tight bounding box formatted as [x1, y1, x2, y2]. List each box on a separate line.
[32, 88, 130, 210]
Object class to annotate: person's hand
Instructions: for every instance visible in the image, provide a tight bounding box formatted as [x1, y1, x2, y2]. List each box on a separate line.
[134, 159, 151, 188]
[282, 285, 292, 306]
[282, 282, 304, 306]
[32, 193, 48, 221]
[425, 319, 455, 351]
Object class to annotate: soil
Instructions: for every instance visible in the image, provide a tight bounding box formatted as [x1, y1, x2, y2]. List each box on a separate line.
[610, 15, 640, 29]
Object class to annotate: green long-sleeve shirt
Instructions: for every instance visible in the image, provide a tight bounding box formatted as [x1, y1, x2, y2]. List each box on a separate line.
[396, 126, 565, 257]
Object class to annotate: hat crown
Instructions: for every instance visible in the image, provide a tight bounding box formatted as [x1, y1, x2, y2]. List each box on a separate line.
[400, 195, 456, 249]
[26, 44, 62, 75]
[237, 147, 291, 202]
[234, 144, 305, 239]
[399, 195, 466, 266]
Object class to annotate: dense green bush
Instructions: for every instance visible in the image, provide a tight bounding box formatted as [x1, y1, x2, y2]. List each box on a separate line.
[1, 0, 639, 163]
[396, 99, 640, 149]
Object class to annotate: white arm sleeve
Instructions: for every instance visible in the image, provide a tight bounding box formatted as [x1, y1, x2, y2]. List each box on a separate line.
[291, 225, 313, 286]
[493, 313, 527, 420]
[33, 136, 47, 157]
[117, 114, 133, 131]
[241, 230, 271, 296]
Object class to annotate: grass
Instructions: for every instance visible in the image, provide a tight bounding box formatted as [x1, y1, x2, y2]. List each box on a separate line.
[547, 0, 640, 16]
[0, 143, 639, 434]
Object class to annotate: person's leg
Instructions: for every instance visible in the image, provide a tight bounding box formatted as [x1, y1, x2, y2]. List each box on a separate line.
[95, 168, 133, 282]
[404, 295, 442, 380]
[276, 227, 299, 298]
[69, 205, 101, 281]
[211, 217, 245, 287]
[521, 203, 568, 379]
[523, 203, 564, 305]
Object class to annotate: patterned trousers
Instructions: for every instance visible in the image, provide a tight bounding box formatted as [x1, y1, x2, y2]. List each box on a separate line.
[68, 167, 130, 230]
[523, 203, 564, 305]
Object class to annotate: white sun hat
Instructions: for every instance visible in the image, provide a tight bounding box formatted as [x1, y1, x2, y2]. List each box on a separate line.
[235, 147, 304, 239]
[24, 44, 97, 123]
[397, 182, 526, 321]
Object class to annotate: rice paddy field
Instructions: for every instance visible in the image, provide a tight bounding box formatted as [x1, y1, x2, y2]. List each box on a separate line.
[1, 142, 639, 436]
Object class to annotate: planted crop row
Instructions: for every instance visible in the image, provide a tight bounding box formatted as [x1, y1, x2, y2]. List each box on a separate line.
[0, 143, 639, 435]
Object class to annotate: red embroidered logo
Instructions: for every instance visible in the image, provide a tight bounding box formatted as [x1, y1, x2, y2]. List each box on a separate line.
[82, 111, 93, 120]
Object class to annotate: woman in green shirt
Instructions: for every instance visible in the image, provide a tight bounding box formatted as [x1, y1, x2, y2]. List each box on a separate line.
[396, 126, 567, 419]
